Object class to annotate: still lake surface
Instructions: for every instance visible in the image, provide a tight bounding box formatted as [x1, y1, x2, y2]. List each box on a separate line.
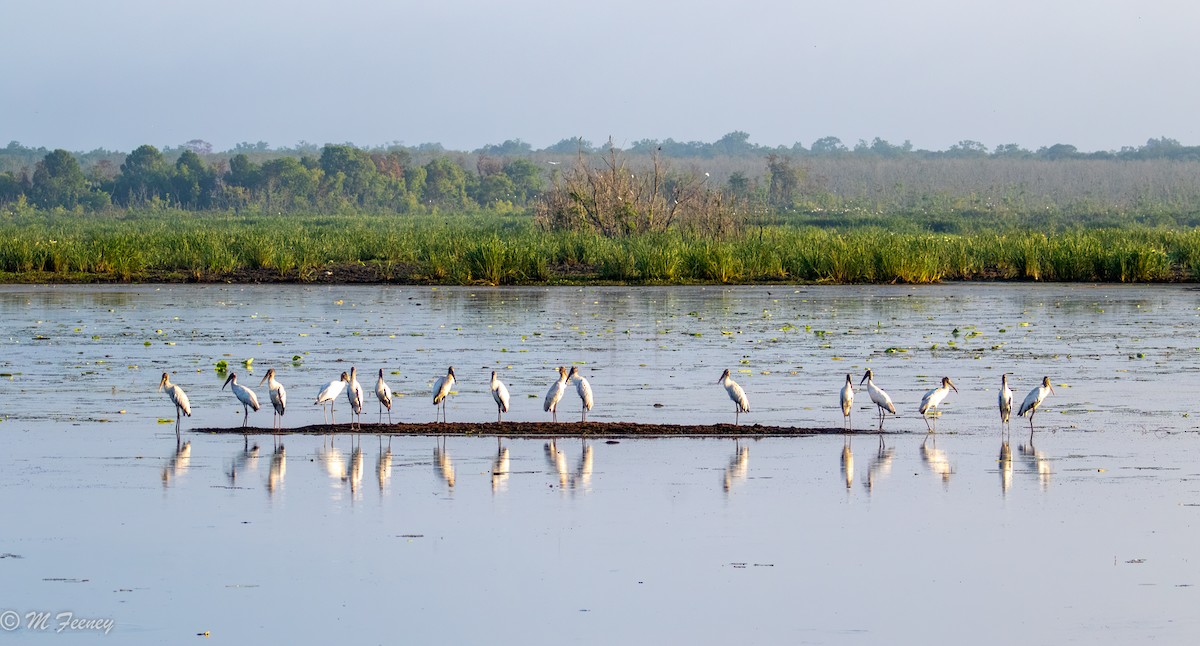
[1, 284, 1199, 644]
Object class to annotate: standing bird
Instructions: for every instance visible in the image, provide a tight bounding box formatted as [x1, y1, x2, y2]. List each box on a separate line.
[259, 368, 287, 432]
[222, 372, 261, 428]
[158, 372, 192, 433]
[840, 373, 855, 432]
[375, 369, 393, 424]
[860, 369, 896, 433]
[346, 366, 364, 430]
[1018, 376, 1055, 435]
[717, 368, 750, 426]
[490, 371, 510, 424]
[432, 366, 456, 423]
[998, 373, 1013, 429]
[543, 366, 568, 422]
[568, 366, 593, 422]
[918, 376, 958, 431]
[315, 372, 349, 424]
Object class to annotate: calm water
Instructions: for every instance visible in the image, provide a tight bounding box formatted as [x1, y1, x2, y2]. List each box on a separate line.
[1, 284, 1199, 644]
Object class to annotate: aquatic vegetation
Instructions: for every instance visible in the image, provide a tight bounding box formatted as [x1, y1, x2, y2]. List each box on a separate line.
[1, 209, 1198, 284]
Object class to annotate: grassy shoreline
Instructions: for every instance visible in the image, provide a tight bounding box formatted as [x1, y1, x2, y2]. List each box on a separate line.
[2, 210, 1198, 285]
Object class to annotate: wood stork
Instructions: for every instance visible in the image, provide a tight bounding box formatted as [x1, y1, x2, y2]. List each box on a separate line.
[543, 366, 568, 422]
[918, 376, 958, 431]
[259, 368, 287, 432]
[375, 369, 393, 424]
[717, 368, 750, 425]
[840, 373, 854, 432]
[860, 369, 895, 433]
[346, 366, 364, 430]
[568, 366, 593, 422]
[998, 373, 1013, 429]
[222, 372, 261, 428]
[432, 366, 456, 423]
[490, 371, 510, 425]
[315, 372, 349, 424]
[158, 372, 192, 433]
[1018, 376, 1055, 435]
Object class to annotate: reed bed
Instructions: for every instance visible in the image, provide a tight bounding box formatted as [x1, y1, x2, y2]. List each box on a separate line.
[0, 209, 1196, 284]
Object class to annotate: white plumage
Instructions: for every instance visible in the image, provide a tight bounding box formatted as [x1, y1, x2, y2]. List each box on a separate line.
[998, 373, 1013, 426]
[918, 376, 958, 431]
[491, 371, 510, 423]
[158, 372, 192, 432]
[432, 366, 456, 423]
[259, 368, 287, 431]
[543, 366, 568, 422]
[717, 368, 750, 425]
[346, 366, 364, 429]
[222, 372, 261, 427]
[568, 366, 593, 422]
[1018, 376, 1055, 432]
[315, 371, 349, 424]
[375, 369, 393, 424]
[860, 369, 895, 430]
[840, 373, 854, 430]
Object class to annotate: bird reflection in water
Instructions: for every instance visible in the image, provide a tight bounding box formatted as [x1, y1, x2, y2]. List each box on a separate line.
[999, 439, 1013, 495]
[376, 438, 393, 493]
[434, 442, 456, 490]
[921, 435, 953, 487]
[318, 438, 346, 486]
[1019, 441, 1051, 490]
[161, 441, 191, 487]
[841, 436, 854, 491]
[491, 446, 510, 493]
[343, 445, 364, 498]
[227, 442, 260, 486]
[268, 444, 286, 494]
[545, 439, 592, 492]
[723, 444, 750, 493]
[865, 442, 895, 494]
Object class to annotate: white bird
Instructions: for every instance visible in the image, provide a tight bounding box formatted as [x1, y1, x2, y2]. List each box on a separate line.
[568, 366, 593, 422]
[491, 371, 510, 424]
[918, 376, 958, 431]
[999, 373, 1013, 428]
[1018, 376, 1055, 434]
[259, 368, 287, 432]
[840, 373, 854, 431]
[346, 366, 364, 430]
[860, 369, 896, 433]
[717, 368, 750, 425]
[375, 369, 393, 424]
[543, 366, 568, 422]
[222, 372, 261, 428]
[432, 366, 456, 423]
[158, 372, 192, 433]
[315, 371, 349, 424]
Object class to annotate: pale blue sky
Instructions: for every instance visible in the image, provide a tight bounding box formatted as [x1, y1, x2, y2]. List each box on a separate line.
[3, 0, 1197, 152]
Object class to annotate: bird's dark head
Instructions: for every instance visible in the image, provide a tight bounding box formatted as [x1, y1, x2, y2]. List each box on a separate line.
[448, 366, 456, 378]
[1043, 376, 1054, 393]
[158, 372, 169, 391]
[222, 373, 236, 389]
[378, 368, 385, 378]
[567, 366, 579, 379]
[943, 376, 957, 392]
[860, 369, 873, 385]
[340, 371, 350, 383]
[718, 368, 730, 383]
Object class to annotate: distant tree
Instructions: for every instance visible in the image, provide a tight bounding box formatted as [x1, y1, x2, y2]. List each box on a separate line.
[115, 145, 169, 205]
[471, 173, 516, 207]
[502, 158, 545, 204]
[319, 144, 383, 206]
[479, 139, 533, 156]
[261, 157, 321, 210]
[992, 143, 1030, 158]
[712, 131, 756, 156]
[945, 140, 989, 158]
[226, 154, 261, 189]
[0, 171, 22, 204]
[422, 157, 470, 208]
[726, 171, 752, 200]
[31, 149, 89, 209]
[183, 139, 213, 155]
[171, 150, 217, 208]
[543, 137, 593, 154]
[810, 136, 847, 154]
[1038, 143, 1080, 160]
[766, 154, 803, 209]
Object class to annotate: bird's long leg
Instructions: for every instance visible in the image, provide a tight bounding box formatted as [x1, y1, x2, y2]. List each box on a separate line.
[331, 400, 336, 425]
[878, 431, 885, 451]
[924, 412, 933, 433]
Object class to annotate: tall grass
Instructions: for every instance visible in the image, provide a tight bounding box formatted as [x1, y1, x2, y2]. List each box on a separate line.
[0, 208, 1196, 284]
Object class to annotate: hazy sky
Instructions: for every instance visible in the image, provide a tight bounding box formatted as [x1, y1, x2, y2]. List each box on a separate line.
[4, 0, 1198, 153]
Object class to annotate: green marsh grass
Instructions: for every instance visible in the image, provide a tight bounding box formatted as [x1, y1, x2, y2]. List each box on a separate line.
[1, 209, 1198, 284]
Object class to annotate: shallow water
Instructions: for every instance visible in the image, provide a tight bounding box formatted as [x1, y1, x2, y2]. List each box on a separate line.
[1, 284, 1199, 643]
